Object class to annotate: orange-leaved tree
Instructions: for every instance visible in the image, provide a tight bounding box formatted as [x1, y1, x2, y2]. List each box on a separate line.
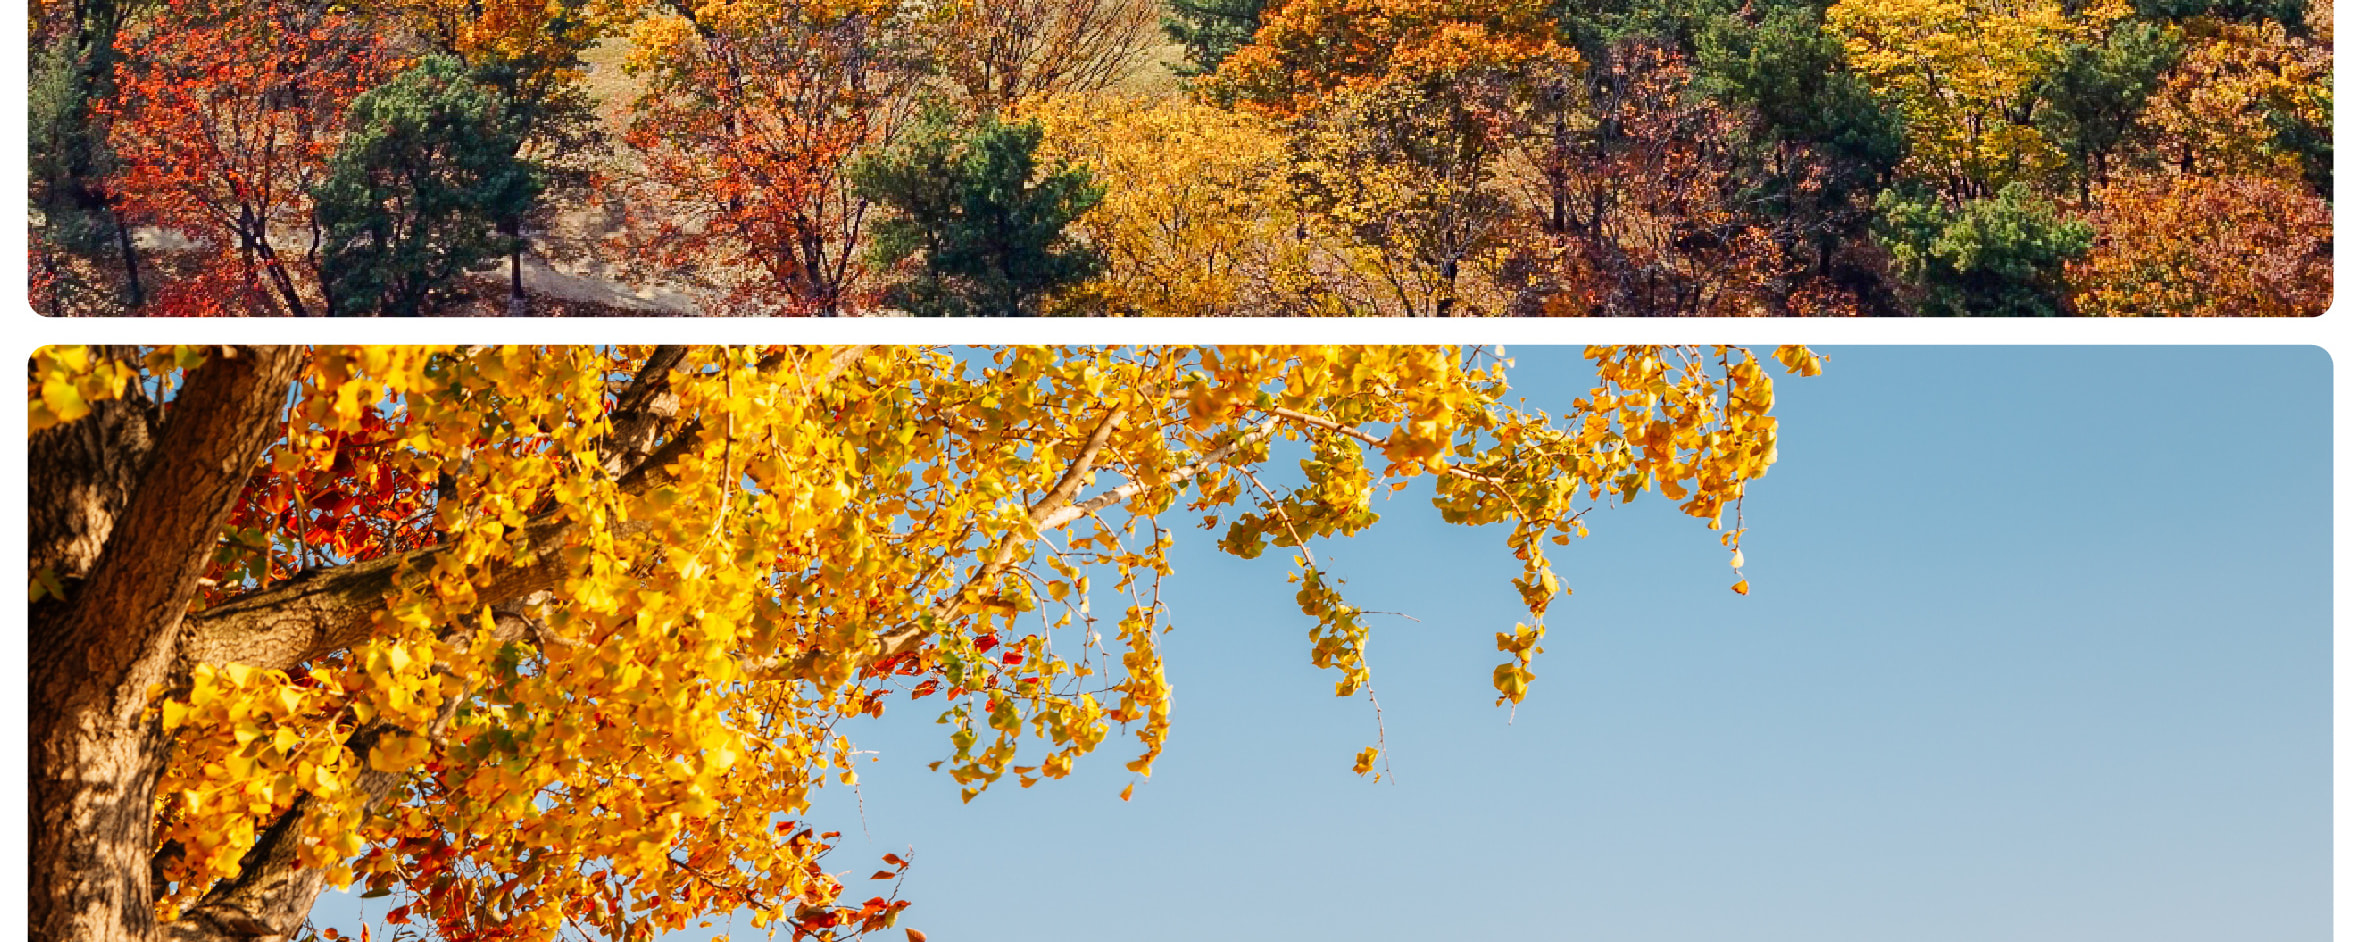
[29, 345, 1820, 942]
[1206, 0, 1573, 117]
[2068, 172, 2330, 316]
[2136, 15, 2329, 188]
[1205, 0, 1584, 315]
[623, 5, 929, 315]
[96, 0, 396, 317]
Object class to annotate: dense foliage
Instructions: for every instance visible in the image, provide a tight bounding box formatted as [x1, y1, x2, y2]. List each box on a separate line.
[30, 345, 1818, 942]
[28, 0, 2330, 314]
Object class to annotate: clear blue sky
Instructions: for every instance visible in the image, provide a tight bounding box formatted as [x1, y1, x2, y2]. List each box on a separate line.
[325, 346, 2332, 941]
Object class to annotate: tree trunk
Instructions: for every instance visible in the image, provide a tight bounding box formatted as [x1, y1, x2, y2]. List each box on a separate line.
[30, 347, 303, 942]
[504, 215, 527, 317]
[25, 346, 837, 942]
[113, 210, 145, 311]
[1435, 258, 1458, 318]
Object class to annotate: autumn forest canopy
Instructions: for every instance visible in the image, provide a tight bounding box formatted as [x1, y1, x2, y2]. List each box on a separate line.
[30, 345, 1815, 942]
[26, 0, 2333, 315]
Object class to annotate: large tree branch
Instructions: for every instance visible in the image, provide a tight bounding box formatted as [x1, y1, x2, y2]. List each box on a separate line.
[164, 612, 540, 942]
[28, 346, 161, 587]
[600, 345, 688, 479]
[32, 348, 296, 687]
[177, 347, 867, 679]
[35, 344, 304, 726]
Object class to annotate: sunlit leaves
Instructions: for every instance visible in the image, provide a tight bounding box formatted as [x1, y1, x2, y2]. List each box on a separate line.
[1206, 0, 1574, 118]
[1022, 93, 1316, 317]
[1829, 0, 2123, 196]
[1773, 345, 1826, 378]
[27, 345, 142, 433]
[44, 346, 1807, 942]
[2067, 172, 2330, 316]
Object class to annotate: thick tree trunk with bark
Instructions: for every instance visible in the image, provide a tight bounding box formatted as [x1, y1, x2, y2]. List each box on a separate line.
[22, 345, 729, 942]
[30, 347, 302, 942]
[27, 346, 1143, 942]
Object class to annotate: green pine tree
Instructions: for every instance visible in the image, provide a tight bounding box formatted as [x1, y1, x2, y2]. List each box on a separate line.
[1875, 183, 2095, 317]
[1697, 3, 1906, 279]
[313, 55, 541, 317]
[2031, 21, 2182, 204]
[851, 107, 1106, 317]
[1164, 0, 1269, 76]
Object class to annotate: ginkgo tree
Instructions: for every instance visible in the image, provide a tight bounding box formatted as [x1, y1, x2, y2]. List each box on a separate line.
[28, 344, 1821, 942]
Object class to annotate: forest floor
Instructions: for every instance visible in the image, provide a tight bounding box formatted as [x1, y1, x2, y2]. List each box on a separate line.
[488, 37, 706, 315]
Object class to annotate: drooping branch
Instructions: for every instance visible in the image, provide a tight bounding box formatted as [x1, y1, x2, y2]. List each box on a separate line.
[870, 413, 1286, 659]
[871, 400, 1498, 661]
[1263, 406, 1505, 486]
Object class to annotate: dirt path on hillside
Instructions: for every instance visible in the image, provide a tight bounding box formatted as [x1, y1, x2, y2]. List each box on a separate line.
[126, 34, 1194, 317]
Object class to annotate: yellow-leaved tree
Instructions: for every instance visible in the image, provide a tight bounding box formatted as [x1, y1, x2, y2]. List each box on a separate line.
[1203, 0, 1585, 316]
[1828, 0, 2125, 199]
[1021, 93, 1310, 317]
[29, 345, 1819, 942]
[1021, 93, 1440, 317]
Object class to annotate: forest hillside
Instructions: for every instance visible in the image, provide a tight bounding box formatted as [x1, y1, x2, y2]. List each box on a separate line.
[28, 0, 2333, 314]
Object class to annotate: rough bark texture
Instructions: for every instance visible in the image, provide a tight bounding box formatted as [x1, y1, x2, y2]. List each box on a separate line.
[28, 346, 159, 585]
[31, 347, 303, 942]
